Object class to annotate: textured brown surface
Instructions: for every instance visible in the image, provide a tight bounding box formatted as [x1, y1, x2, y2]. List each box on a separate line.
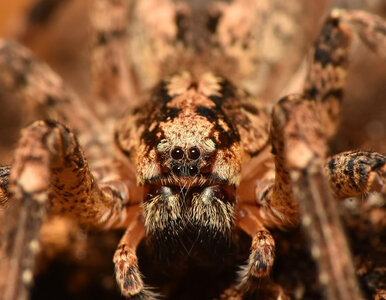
[0, 1, 385, 300]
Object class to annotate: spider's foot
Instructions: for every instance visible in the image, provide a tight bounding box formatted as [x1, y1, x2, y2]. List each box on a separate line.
[239, 230, 275, 286]
[114, 247, 158, 300]
[249, 230, 275, 278]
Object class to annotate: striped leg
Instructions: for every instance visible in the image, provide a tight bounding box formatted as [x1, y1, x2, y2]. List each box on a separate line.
[0, 40, 99, 133]
[0, 120, 139, 300]
[0, 166, 10, 208]
[269, 94, 362, 300]
[303, 9, 386, 139]
[326, 151, 385, 199]
[266, 10, 386, 300]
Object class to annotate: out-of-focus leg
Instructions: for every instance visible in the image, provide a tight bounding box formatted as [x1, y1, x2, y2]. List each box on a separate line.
[0, 40, 109, 163]
[303, 9, 386, 139]
[326, 151, 385, 199]
[90, 0, 137, 116]
[0, 40, 99, 133]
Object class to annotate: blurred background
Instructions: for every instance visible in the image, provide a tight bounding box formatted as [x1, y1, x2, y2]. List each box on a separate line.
[0, 1, 31, 36]
[0, 1, 385, 299]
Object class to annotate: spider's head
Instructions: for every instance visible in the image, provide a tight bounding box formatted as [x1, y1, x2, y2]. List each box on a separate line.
[116, 72, 244, 258]
[134, 72, 243, 187]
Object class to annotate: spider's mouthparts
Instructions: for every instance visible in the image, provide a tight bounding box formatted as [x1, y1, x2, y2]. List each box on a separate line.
[142, 183, 236, 261]
[143, 184, 236, 206]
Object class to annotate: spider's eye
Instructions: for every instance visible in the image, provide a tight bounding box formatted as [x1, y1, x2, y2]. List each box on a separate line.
[188, 165, 198, 175]
[171, 147, 184, 160]
[172, 165, 182, 175]
[188, 147, 200, 160]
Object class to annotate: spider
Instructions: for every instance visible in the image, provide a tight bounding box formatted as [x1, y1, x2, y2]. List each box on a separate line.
[0, 0, 385, 299]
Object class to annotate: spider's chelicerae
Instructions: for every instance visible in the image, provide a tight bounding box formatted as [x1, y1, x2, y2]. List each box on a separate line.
[0, 0, 385, 299]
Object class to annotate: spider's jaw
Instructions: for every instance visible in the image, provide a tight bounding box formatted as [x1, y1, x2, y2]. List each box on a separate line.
[142, 184, 236, 261]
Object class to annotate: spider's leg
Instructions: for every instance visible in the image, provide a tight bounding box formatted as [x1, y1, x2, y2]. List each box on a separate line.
[236, 205, 275, 286]
[257, 9, 386, 228]
[0, 120, 140, 300]
[270, 11, 386, 300]
[114, 215, 159, 299]
[241, 149, 386, 228]
[90, 0, 136, 116]
[0, 166, 10, 207]
[326, 151, 385, 199]
[270, 95, 362, 300]
[0, 40, 111, 163]
[0, 40, 100, 134]
[303, 9, 386, 139]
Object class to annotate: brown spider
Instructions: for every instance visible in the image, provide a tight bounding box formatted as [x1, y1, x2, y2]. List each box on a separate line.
[0, 0, 385, 299]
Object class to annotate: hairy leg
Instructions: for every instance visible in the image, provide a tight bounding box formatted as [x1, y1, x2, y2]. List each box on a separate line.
[241, 10, 386, 299]
[242, 9, 386, 228]
[296, 11, 386, 299]
[113, 209, 158, 299]
[326, 151, 386, 199]
[270, 95, 362, 300]
[0, 120, 139, 300]
[0, 40, 99, 133]
[236, 205, 275, 285]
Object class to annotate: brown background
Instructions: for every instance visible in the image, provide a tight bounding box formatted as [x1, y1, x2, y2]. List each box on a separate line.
[0, 1, 385, 299]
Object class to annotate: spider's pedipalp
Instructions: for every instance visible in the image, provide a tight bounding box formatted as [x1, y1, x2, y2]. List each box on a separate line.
[113, 210, 158, 299]
[255, 96, 325, 230]
[237, 205, 275, 286]
[0, 120, 138, 300]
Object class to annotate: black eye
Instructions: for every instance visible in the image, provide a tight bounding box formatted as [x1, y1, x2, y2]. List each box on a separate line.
[188, 147, 200, 160]
[188, 165, 198, 175]
[171, 147, 184, 160]
[172, 165, 182, 175]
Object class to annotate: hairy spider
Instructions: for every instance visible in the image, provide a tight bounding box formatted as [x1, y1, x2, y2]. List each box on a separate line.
[0, 0, 385, 299]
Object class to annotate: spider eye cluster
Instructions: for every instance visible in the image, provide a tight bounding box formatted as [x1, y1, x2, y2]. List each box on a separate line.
[169, 146, 202, 177]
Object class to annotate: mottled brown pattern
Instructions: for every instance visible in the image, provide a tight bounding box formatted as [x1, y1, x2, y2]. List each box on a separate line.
[0, 2, 385, 300]
[0, 120, 140, 299]
[116, 72, 269, 187]
[0, 166, 10, 207]
[113, 209, 152, 298]
[326, 151, 386, 199]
